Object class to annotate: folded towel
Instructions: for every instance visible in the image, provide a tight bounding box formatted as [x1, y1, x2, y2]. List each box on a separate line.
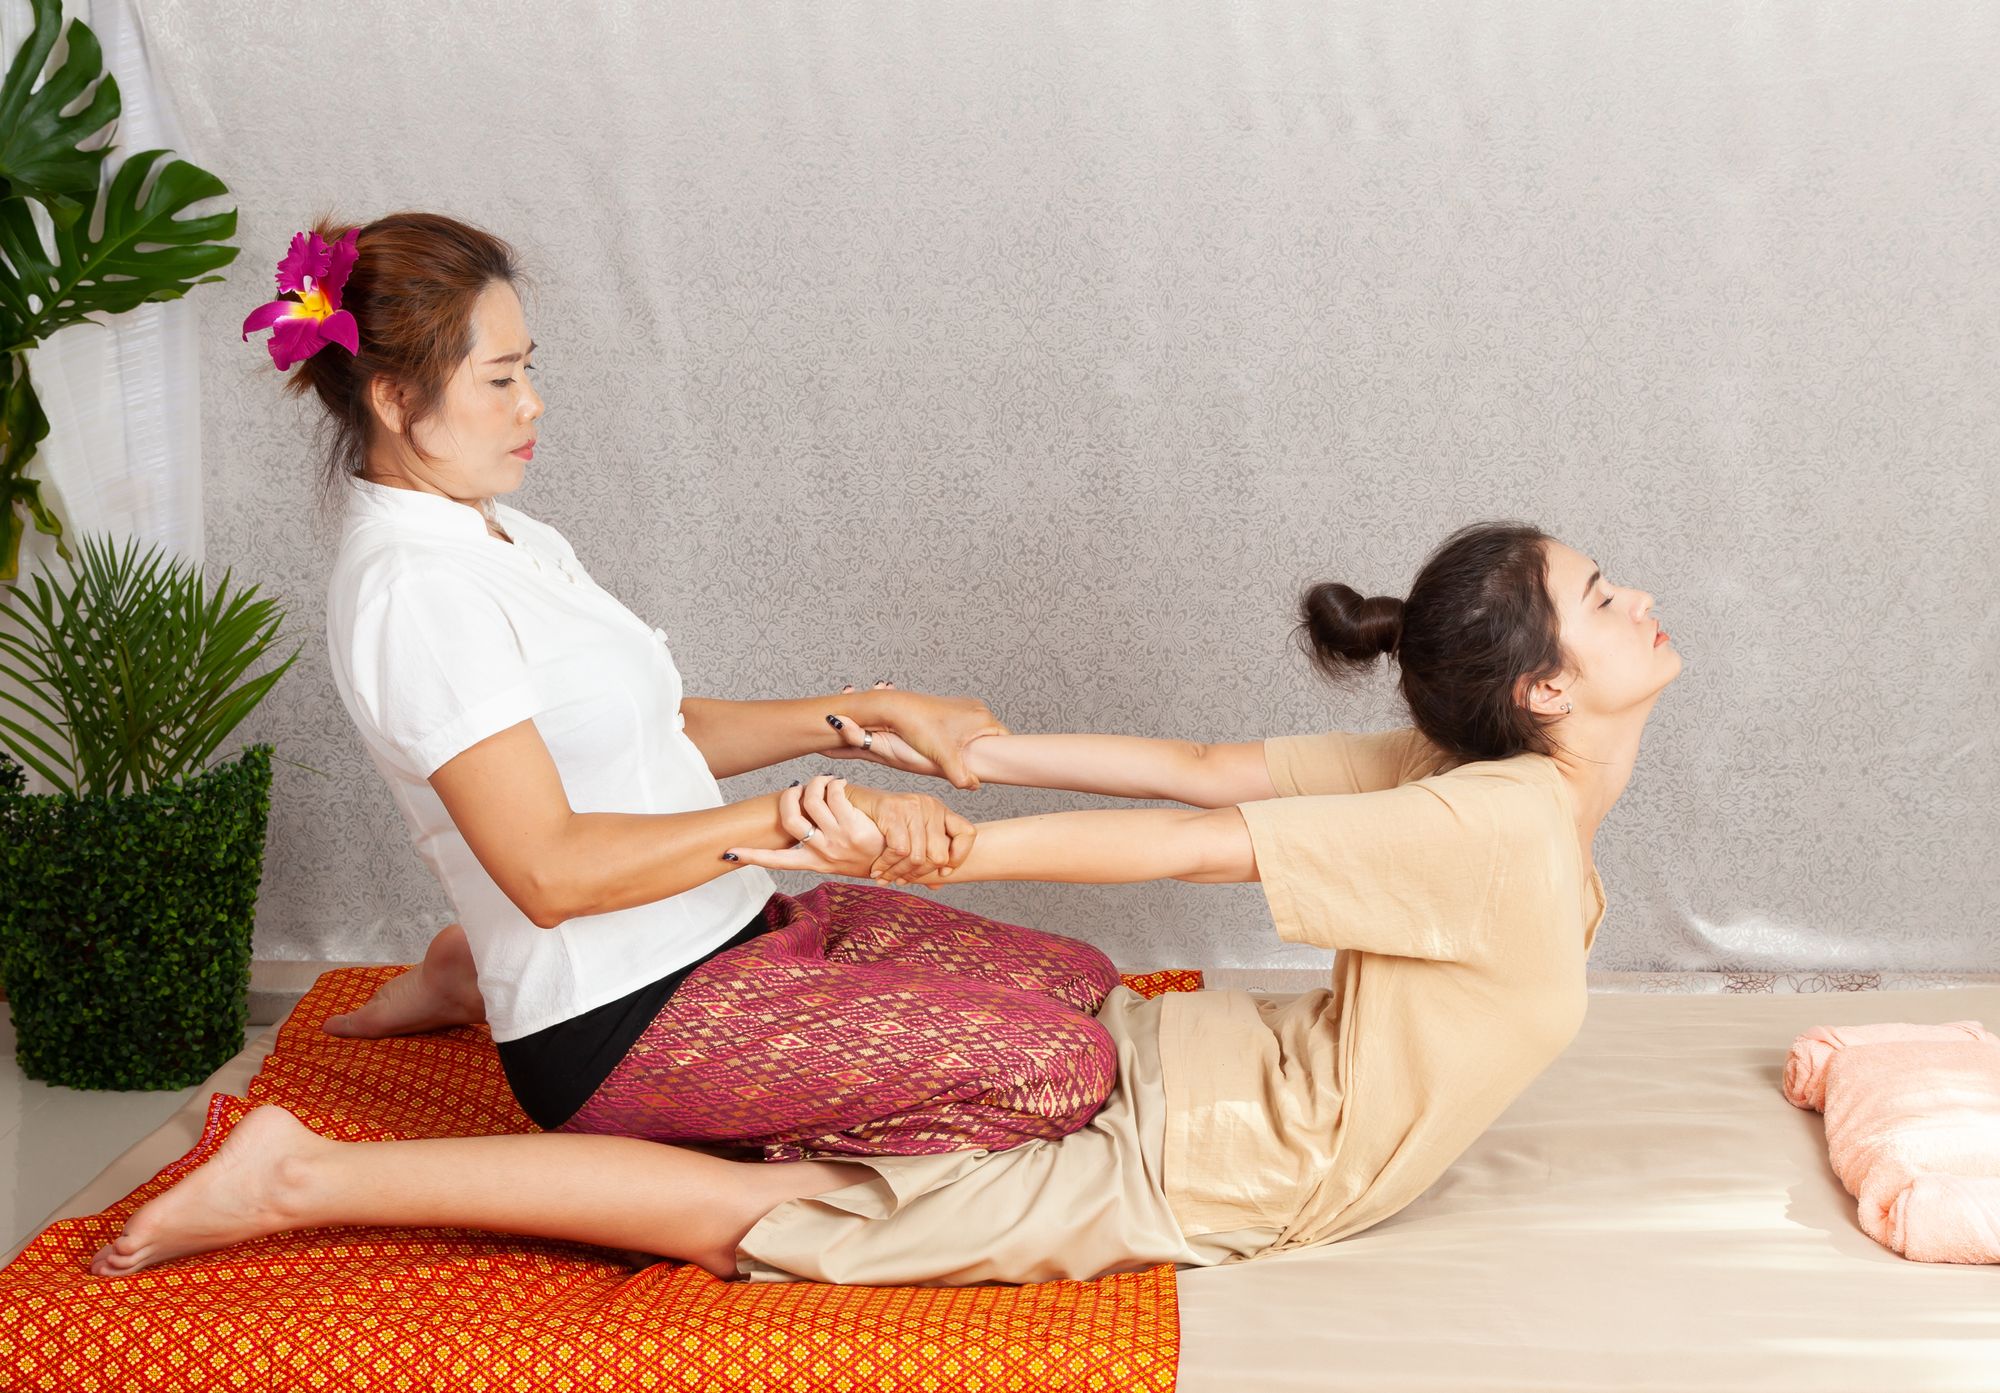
[1800, 1032, 2000, 1264]
[1781, 1019, 1998, 1111]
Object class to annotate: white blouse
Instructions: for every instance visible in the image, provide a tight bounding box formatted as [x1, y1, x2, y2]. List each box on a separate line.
[325, 476, 776, 1041]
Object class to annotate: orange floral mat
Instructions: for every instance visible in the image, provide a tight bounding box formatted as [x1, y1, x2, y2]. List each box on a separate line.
[0, 965, 1205, 1393]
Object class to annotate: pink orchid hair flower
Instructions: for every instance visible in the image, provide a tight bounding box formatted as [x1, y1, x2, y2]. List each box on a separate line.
[240, 227, 362, 370]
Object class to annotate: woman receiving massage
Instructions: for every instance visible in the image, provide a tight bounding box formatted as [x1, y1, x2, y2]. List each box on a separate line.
[89, 212, 1679, 1282]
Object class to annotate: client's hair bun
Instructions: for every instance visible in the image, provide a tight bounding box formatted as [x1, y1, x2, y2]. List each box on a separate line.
[1297, 581, 1406, 680]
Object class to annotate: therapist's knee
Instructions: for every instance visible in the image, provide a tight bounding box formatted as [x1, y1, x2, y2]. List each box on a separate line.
[1010, 1004, 1119, 1127]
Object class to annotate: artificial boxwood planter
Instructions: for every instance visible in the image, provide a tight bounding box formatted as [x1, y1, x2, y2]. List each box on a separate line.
[0, 744, 272, 1089]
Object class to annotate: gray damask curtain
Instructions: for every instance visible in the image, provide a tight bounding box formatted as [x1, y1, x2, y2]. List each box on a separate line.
[140, 0, 1998, 979]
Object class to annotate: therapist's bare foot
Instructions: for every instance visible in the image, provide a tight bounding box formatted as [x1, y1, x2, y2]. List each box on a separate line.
[90, 1106, 326, 1277]
[323, 921, 485, 1038]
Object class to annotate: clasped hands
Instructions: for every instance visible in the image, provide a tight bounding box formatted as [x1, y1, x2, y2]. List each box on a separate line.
[727, 681, 1001, 885]
[727, 773, 969, 885]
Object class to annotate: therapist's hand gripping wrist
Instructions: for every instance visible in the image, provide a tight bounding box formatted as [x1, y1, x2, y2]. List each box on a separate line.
[722, 774, 976, 884]
[840, 781, 978, 884]
[821, 681, 1008, 791]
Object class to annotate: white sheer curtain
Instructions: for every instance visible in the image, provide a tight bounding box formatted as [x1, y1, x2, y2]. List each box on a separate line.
[0, 0, 207, 793]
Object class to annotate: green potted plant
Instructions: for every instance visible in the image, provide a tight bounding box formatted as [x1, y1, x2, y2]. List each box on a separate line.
[0, 534, 299, 1088]
[0, 0, 239, 581]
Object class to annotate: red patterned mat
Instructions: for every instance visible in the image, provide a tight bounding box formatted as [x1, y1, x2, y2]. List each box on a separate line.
[0, 966, 1205, 1392]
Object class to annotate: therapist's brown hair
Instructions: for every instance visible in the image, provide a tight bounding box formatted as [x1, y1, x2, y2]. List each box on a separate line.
[1297, 521, 1567, 763]
[282, 210, 526, 501]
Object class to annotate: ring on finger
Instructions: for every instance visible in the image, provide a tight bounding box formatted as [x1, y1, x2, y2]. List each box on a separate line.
[793, 826, 817, 848]
[860, 730, 874, 751]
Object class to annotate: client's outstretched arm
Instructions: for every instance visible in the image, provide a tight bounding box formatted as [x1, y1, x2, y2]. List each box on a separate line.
[826, 720, 1278, 809]
[967, 735, 1275, 810]
[909, 806, 1258, 885]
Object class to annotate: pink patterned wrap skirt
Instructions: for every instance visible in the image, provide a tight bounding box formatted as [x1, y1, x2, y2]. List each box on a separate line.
[554, 882, 1122, 1159]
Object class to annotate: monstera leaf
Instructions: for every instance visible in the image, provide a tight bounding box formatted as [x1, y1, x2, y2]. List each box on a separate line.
[0, 0, 119, 224]
[0, 352, 62, 583]
[0, 0, 238, 352]
[0, 149, 237, 353]
[0, 145, 236, 578]
[0, 0, 237, 581]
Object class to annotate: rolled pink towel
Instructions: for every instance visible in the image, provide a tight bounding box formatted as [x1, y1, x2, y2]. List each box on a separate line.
[1782, 1020, 1998, 1112]
[1821, 1038, 2000, 1264]
[1887, 1175, 2000, 1264]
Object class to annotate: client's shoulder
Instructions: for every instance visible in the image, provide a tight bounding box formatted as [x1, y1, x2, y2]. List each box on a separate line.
[1415, 748, 1573, 834]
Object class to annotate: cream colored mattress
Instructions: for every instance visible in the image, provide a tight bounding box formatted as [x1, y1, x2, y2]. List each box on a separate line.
[15, 985, 2000, 1391]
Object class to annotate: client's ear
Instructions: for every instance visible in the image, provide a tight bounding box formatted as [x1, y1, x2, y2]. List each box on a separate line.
[1517, 672, 1570, 718]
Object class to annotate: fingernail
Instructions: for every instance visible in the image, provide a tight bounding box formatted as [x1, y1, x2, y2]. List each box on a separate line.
[787, 779, 801, 787]
[722, 852, 739, 862]
[826, 715, 844, 729]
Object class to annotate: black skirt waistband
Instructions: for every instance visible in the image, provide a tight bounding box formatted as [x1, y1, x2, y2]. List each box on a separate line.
[495, 903, 773, 1131]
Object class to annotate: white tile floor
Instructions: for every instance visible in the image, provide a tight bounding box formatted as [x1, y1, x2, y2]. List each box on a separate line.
[0, 1003, 262, 1257]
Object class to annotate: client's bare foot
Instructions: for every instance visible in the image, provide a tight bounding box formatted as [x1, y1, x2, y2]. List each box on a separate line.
[323, 921, 486, 1038]
[90, 1105, 327, 1277]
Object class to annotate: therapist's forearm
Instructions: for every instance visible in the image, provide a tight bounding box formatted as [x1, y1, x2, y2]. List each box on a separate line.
[531, 794, 794, 927]
[680, 690, 898, 779]
[922, 806, 1257, 887]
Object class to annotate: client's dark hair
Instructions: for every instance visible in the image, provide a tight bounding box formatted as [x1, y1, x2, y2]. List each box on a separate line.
[1297, 521, 1566, 762]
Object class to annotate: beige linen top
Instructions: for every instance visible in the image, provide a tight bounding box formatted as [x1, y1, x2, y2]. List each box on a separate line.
[1159, 726, 1606, 1249]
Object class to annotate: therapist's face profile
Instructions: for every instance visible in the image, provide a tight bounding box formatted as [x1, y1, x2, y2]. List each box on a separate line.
[371, 279, 544, 501]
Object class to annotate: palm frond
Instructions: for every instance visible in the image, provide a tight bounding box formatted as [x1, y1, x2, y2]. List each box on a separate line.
[0, 532, 295, 796]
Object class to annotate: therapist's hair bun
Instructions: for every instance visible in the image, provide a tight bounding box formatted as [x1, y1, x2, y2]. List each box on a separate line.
[281, 210, 527, 505]
[1297, 522, 1568, 764]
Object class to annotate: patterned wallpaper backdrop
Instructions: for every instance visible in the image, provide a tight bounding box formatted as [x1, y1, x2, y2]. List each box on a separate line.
[137, 0, 1997, 974]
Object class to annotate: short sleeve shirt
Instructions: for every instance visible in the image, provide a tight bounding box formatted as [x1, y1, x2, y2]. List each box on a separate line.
[325, 478, 776, 1041]
[1158, 727, 1605, 1247]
